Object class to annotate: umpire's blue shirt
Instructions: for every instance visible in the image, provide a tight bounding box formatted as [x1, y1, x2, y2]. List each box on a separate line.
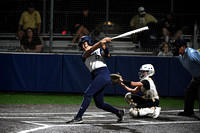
[179, 48, 200, 78]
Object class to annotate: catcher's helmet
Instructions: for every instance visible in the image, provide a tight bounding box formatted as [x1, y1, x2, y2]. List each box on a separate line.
[139, 64, 155, 79]
[78, 36, 94, 49]
[171, 38, 187, 56]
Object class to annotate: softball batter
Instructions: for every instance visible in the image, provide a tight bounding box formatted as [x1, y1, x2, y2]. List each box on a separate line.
[66, 36, 125, 124]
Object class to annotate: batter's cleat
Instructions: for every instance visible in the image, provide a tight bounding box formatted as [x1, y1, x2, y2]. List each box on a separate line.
[153, 107, 161, 118]
[117, 109, 125, 122]
[66, 117, 83, 124]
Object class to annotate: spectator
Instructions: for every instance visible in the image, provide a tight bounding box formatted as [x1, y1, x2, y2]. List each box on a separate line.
[157, 42, 173, 56]
[71, 8, 95, 43]
[17, 2, 41, 40]
[171, 38, 200, 118]
[89, 27, 105, 43]
[161, 13, 182, 43]
[130, 7, 158, 44]
[20, 28, 42, 53]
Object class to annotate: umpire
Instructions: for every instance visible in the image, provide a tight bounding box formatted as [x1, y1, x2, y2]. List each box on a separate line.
[172, 38, 200, 117]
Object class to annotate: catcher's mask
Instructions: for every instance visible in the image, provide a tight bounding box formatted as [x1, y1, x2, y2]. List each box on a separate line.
[139, 64, 155, 79]
[78, 36, 94, 50]
[171, 38, 187, 56]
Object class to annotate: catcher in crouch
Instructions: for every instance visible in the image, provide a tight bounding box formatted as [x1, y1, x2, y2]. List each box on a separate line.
[114, 64, 161, 118]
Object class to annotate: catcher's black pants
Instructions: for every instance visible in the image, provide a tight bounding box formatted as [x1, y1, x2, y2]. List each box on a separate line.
[184, 78, 200, 114]
[131, 94, 159, 108]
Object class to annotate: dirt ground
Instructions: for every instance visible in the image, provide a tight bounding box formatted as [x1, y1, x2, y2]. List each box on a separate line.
[0, 104, 200, 133]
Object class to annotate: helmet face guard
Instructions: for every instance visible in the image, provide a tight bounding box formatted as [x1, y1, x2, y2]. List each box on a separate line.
[172, 44, 180, 56]
[139, 64, 155, 79]
[138, 71, 148, 80]
[171, 38, 187, 56]
[171, 40, 180, 56]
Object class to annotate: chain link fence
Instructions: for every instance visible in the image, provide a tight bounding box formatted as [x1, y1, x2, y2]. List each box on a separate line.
[0, 0, 199, 55]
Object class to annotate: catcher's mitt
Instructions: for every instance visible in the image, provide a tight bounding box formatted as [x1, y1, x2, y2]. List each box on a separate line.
[110, 73, 122, 84]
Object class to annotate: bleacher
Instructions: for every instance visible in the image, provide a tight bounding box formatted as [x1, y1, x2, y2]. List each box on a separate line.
[0, 33, 152, 55]
[0, 32, 199, 56]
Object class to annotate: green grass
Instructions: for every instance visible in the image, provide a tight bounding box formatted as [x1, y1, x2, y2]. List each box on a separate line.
[0, 92, 199, 109]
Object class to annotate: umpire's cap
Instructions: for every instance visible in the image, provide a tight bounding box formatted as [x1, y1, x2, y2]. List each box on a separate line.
[171, 38, 187, 56]
[171, 38, 187, 49]
[78, 36, 94, 48]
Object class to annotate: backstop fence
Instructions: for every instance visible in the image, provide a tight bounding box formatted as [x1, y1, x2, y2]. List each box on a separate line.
[0, 0, 199, 54]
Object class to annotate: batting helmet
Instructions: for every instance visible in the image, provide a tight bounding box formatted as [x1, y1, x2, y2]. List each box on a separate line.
[78, 36, 94, 49]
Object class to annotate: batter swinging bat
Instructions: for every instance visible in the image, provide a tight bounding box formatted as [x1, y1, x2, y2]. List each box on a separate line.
[111, 26, 149, 40]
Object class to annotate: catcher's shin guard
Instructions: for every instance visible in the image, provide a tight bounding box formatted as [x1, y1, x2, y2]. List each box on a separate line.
[129, 107, 153, 118]
[129, 107, 161, 118]
[138, 107, 154, 117]
[125, 92, 136, 107]
[125, 92, 133, 105]
[129, 108, 139, 117]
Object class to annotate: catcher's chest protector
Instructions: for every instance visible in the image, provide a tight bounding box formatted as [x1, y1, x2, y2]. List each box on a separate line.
[141, 77, 159, 100]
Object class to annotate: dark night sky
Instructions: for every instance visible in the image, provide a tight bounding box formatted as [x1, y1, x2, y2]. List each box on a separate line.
[0, 0, 199, 14]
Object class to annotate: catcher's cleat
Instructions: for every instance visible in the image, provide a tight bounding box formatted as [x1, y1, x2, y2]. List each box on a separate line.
[152, 107, 161, 118]
[66, 117, 83, 124]
[117, 109, 125, 122]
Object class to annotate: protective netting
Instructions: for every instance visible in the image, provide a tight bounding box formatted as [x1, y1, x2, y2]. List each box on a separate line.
[0, 0, 199, 54]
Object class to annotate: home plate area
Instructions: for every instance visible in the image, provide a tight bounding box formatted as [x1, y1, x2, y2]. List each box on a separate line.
[0, 106, 200, 133]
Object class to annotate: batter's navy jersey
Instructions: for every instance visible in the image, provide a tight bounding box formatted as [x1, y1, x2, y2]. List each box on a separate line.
[82, 48, 107, 72]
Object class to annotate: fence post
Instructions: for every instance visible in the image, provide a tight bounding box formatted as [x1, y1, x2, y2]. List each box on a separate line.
[105, 0, 109, 35]
[49, 0, 54, 52]
[170, 0, 174, 13]
[42, 0, 46, 34]
[193, 20, 198, 49]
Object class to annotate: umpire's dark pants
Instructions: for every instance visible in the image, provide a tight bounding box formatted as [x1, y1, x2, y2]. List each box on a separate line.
[184, 77, 200, 114]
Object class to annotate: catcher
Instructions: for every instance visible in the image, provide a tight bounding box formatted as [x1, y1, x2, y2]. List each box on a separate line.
[111, 64, 161, 118]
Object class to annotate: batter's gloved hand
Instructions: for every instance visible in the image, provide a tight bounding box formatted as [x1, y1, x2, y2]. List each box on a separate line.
[110, 73, 122, 84]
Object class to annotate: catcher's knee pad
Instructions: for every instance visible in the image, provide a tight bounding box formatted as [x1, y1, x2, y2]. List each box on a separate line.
[129, 108, 139, 117]
[125, 92, 132, 103]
